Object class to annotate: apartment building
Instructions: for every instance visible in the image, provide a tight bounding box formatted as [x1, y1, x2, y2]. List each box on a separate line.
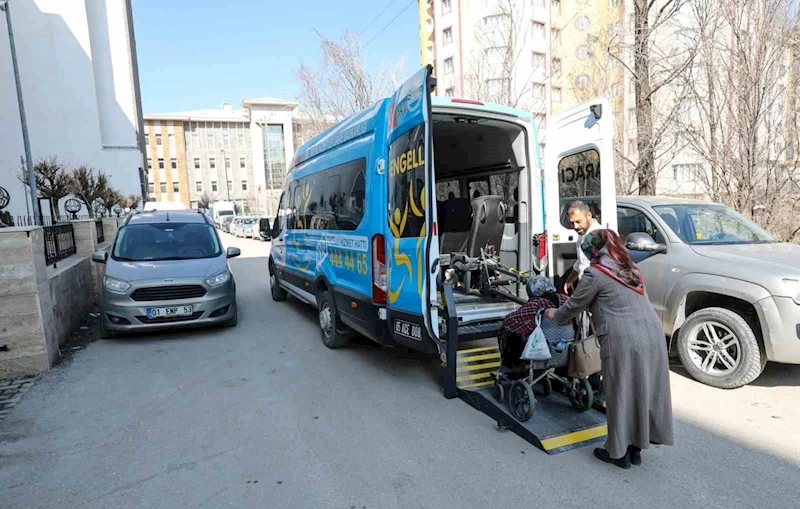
[145, 98, 298, 215]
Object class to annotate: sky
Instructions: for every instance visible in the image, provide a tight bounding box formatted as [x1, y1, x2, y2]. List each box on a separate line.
[131, 0, 420, 114]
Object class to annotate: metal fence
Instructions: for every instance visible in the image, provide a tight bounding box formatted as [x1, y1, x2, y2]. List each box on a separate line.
[12, 215, 91, 227]
[95, 220, 105, 243]
[43, 224, 76, 267]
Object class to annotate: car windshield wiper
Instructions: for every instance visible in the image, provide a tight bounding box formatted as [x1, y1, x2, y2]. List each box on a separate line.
[113, 256, 139, 261]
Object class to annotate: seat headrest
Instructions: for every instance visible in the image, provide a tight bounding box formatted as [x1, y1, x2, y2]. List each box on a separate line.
[471, 195, 506, 226]
[442, 198, 472, 232]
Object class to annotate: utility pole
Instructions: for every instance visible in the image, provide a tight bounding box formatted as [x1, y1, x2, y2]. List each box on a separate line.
[222, 148, 231, 200]
[2, 0, 40, 224]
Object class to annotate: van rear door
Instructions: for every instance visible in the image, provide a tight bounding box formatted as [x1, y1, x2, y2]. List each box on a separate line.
[385, 65, 440, 349]
[544, 97, 617, 280]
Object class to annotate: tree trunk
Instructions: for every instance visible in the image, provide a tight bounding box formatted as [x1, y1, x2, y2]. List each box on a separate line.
[634, 1, 656, 195]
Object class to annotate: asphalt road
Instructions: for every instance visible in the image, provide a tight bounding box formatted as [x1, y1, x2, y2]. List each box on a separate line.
[1, 233, 799, 509]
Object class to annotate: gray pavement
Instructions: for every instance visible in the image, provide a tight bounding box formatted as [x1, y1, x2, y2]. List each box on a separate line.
[1, 234, 799, 509]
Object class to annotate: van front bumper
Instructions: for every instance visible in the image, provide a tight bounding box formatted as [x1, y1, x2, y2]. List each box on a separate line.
[757, 296, 800, 364]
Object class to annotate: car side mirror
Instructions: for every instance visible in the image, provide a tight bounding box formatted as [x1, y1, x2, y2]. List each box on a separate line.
[625, 232, 667, 254]
[226, 247, 241, 258]
[92, 251, 108, 263]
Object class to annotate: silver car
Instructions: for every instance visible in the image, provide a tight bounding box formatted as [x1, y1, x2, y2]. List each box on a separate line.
[616, 196, 800, 388]
[93, 210, 240, 337]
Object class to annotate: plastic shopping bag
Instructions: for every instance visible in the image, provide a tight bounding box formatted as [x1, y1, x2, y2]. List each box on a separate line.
[520, 315, 551, 361]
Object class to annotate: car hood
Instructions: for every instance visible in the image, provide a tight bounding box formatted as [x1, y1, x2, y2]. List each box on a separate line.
[109, 257, 224, 282]
[691, 243, 800, 277]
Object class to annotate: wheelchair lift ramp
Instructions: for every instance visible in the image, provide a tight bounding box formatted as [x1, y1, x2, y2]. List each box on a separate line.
[456, 346, 607, 455]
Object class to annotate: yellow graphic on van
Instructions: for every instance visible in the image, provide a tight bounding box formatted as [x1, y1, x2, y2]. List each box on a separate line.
[389, 146, 425, 177]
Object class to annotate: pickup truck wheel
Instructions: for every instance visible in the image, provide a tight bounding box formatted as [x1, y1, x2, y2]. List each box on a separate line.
[677, 307, 765, 389]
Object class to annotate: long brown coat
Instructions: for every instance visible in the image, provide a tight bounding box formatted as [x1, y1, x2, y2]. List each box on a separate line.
[554, 267, 674, 458]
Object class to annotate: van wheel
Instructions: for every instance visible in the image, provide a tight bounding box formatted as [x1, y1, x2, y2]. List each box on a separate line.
[270, 269, 287, 301]
[677, 307, 765, 389]
[317, 290, 350, 349]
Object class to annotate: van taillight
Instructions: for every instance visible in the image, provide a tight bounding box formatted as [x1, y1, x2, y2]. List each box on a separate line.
[538, 232, 547, 261]
[372, 234, 387, 304]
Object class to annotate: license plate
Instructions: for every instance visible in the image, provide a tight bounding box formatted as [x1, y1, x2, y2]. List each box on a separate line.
[147, 305, 193, 319]
[393, 319, 422, 341]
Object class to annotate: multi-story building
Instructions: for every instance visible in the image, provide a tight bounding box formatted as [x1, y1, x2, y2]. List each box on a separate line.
[146, 98, 299, 216]
[0, 0, 146, 220]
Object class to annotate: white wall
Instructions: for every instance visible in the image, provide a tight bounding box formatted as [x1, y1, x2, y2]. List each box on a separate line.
[248, 105, 295, 215]
[0, 0, 143, 220]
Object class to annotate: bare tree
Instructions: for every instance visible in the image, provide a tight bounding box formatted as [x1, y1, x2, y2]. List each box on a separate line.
[99, 187, 124, 216]
[197, 192, 212, 210]
[123, 194, 141, 210]
[294, 31, 406, 139]
[68, 166, 109, 218]
[676, 0, 800, 241]
[17, 156, 71, 218]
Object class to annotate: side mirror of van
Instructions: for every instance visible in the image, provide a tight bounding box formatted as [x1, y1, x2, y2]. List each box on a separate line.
[625, 232, 667, 254]
[92, 251, 108, 263]
[226, 247, 241, 258]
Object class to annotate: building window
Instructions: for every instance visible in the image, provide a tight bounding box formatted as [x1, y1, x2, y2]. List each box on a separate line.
[194, 158, 200, 169]
[148, 183, 154, 194]
[552, 87, 562, 102]
[532, 83, 546, 100]
[212, 181, 218, 192]
[147, 159, 152, 170]
[445, 88, 455, 97]
[168, 133, 175, 146]
[158, 158, 164, 169]
[238, 133, 245, 147]
[171, 158, 177, 169]
[552, 58, 562, 74]
[576, 45, 590, 60]
[239, 157, 246, 169]
[444, 57, 454, 74]
[144, 134, 149, 145]
[209, 157, 216, 169]
[227, 181, 233, 192]
[532, 22, 545, 41]
[551, 28, 561, 44]
[575, 74, 591, 88]
[673, 163, 701, 181]
[427, 46, 434, 61]
[160, 182, 167, 193]
[225, 157, 231, 169]
[241, 180, 248, 191]
[207, 134, 215, 149]
[443, 0, 452, 13]
[192, 132, 199, 150]
[173, 182, 179, 193]
[263, 124, 286, 189]
[223, 132, 230, 147]
[532, 52, 545, 70]
[155, 133, 162, 145]
[575, 16, 591, 31]
[552, 0, 561, 12]
[196, 182, 202, 192]
[443, 28, 453, 45]
[534, 113, 546, 130]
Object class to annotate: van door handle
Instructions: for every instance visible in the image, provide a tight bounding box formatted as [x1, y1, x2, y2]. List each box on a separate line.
[430, 258, 439, 273]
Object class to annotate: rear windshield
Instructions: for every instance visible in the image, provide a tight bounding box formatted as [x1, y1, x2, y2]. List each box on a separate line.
[113, 223, 222, 261]
[218, 211, 233, 217]
[242, 218, 257, 225]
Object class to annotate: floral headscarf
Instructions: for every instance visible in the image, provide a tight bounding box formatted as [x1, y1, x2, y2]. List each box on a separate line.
[526, 275, 557, 299]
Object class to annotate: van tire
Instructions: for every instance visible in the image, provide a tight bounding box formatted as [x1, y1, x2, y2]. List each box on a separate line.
[317, 289, 350, 349]
[677, 307, 765, 389]
[270, 269, 287, 301]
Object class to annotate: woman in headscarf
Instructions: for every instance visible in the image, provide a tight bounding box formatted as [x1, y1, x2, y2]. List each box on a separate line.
[498, 276, 569, 374]
[544, 229, 674, 468]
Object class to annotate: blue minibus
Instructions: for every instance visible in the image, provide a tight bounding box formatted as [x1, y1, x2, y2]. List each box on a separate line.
[269, 65, 616, 358]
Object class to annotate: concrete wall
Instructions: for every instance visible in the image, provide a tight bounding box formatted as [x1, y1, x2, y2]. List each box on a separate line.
[0, 219, 109, 378]
[0, 0, 144, 220]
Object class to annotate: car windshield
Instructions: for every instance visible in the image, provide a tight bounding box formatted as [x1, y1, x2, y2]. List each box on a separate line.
[242, 218, 256, 225]
[112, 223, 222, 261]
[653, 204, 775, 245]
[218, 211, 233, 217]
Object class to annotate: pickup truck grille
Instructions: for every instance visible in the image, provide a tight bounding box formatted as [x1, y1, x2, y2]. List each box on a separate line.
[130, 285, 207, 302]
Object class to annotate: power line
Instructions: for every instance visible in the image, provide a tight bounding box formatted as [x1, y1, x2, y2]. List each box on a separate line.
[362, 0, 416, 49]
[359, 0, 401, 35]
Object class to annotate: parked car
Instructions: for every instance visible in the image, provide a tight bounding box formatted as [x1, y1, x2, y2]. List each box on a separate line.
[239, 217, 258, 238]
[221, 215, 234, 233]
[92, 210, 239, 338]
[614, 196, 800, 389]
[257, 217, 275, 241]
[228, 217, 243, 236]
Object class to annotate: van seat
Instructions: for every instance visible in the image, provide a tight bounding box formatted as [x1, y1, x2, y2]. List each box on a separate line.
[439, 198, 472, 254]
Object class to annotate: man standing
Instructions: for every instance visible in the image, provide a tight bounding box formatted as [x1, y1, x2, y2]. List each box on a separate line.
[563, 200, 601, 294]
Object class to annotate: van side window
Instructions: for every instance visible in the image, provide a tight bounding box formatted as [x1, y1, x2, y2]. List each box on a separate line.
[339, 161, 366, 230]
[288, 182, 300, 229]
[324, 174, 341, 228]
[436, 180, 460, 200]
[304, 175, 326, 229]
[273, 192, 287, 236]
[558, 148, 601, 228]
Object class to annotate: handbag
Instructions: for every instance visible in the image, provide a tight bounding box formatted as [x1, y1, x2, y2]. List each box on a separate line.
[568, 331, 602, 378]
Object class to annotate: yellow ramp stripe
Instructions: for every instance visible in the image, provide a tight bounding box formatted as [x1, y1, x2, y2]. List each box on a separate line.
[456, 371, 493, 383]
[457, 361, 501, 373]
[457, 346, 499, 354]
[457, 352, 500, 363]
[459, 380, 494, 390]
[540, 424, 608, 451]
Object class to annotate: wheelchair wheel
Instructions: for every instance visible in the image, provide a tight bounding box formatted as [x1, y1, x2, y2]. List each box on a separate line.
[508, 381, 535, 422]
[492, 381, 505, 403]
[569, 378, 594, 412]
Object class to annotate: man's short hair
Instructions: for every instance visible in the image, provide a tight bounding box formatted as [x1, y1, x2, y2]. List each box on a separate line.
[567, 200, 591, 215]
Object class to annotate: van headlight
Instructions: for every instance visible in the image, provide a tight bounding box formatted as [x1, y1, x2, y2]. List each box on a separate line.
[205, 270, 230, 287]
[104, 276, 131, 293]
